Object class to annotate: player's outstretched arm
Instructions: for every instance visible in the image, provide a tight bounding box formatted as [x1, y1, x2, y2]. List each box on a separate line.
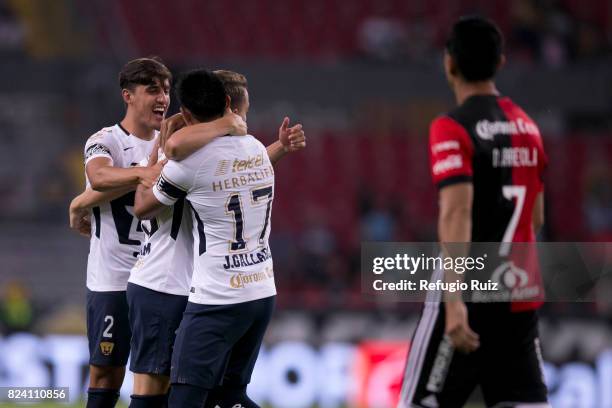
[86, 157, 159, 192]
[71, 186, 134, 211]
[438, 183, 480, 354]
[164, 109, 247, 161]
[266, 117, 306, 165]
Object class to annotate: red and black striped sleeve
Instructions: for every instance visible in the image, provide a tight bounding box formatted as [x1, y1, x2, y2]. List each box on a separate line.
[429, 116, 474, 189]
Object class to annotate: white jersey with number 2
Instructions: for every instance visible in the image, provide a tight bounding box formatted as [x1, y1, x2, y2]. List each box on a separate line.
[84, 124, 156, 291]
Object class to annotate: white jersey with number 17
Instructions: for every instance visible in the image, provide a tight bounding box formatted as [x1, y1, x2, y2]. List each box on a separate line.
[152, 135, 276, 305]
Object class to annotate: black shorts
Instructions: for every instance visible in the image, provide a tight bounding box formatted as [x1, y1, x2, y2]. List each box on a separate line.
[127, 283, 188, 376]
[170, 296, 275, 389]
[398, 302, 548, 408]
[86, 289, 132, 366]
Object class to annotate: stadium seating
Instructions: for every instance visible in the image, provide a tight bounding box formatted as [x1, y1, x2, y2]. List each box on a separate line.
[107, 0, 608, 60]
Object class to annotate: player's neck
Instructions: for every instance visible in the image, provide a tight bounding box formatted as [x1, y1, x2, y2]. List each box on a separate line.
[184, 113, 223, 127]
[120, 115, 155, 141]
[454, 80, 499, 106]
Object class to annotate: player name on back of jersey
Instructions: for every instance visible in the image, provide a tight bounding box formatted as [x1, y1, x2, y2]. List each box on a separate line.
[223, 246, 272, 270]
[211, 152, 274, 192]
[492, 147, 538, 168]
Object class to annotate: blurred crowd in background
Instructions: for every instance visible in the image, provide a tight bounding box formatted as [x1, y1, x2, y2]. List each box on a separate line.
[0, 0, 610, 63]
[0, 0, 611, 336]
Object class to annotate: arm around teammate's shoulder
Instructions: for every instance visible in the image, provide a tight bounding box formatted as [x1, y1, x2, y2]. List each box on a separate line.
[134, 159, 190, 220]
[86, 157, 153, 191]
[71, 186, 134, 211]
[164, 110, 247, 161]
[83, 130, 154, 191]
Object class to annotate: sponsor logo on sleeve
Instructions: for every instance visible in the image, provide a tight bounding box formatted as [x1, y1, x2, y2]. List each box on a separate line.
[431, 141, 460, 154]
[85, 143, 112, 160]
[432, 155, 463, 175]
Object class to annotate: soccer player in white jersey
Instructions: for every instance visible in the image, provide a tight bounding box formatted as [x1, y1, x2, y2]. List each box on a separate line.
[127, 70, 305, 407]
[134, 69, 280, 408]
[68, 58, 247, 408]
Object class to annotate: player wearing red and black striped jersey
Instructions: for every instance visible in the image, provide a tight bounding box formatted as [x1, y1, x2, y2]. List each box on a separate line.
[399, 17, 550, 408]
[430, 98, 547, 245]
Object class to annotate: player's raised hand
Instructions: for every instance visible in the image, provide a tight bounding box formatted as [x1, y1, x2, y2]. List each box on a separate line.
[279, 117, 306, 153]
[444, 300, 480, 353]
[286, 123, 305, 152]
[160, 113, 187, 151]
[224, 107, 247, 136]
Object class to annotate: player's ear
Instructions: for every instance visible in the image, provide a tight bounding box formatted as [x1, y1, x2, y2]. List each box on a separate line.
[225, 95, 231, 110]
[497, 54, 506, 71]
[121, 88, 132, 105]
[444, 52, 458, 77]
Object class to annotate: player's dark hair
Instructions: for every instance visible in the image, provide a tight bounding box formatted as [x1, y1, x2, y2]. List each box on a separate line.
[119, 56, 172, 90]
[446, 16, 504, 82]
[213, 70, 248, 111]
[175, 69, 227, 122]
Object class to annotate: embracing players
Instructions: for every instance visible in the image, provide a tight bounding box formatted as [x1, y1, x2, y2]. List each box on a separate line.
[134, 68, 292, 408]
[69, 58, 246, 408]
[398, 17, 549, 408]
[127, 69, 304, 408]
